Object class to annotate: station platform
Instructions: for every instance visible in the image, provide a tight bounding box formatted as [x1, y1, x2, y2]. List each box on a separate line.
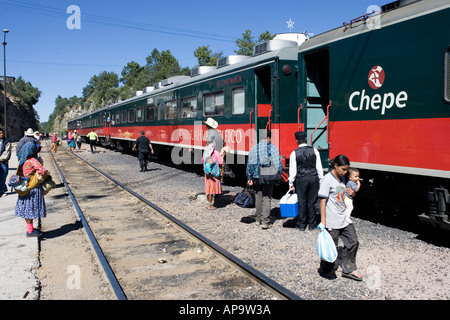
[0, 144, 40, 299]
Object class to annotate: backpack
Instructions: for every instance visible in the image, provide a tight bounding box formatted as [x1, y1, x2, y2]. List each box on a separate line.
[234, 186, 256, 208]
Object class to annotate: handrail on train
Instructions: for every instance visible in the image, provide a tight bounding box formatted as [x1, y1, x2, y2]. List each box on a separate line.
[297, 104, 302, 130]
[310, 101, 331, 147]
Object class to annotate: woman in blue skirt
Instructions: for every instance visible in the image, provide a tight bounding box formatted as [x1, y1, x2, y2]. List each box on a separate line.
[15, 142, 49, 237]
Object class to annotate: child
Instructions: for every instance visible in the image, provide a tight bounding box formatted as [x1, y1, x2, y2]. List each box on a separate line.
[203, 157, 215, 175]
[344, 167, 361, 224]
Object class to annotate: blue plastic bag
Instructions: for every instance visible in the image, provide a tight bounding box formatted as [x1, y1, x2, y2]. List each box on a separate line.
[316, 223, 337, 263]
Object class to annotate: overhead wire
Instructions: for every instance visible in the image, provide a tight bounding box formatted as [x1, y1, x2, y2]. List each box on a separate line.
[0, 0, 236, 42]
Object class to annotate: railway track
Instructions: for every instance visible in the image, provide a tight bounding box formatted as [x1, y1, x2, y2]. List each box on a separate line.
[46, 143, 301, 300]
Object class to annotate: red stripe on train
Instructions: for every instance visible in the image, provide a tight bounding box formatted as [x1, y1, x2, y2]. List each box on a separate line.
[77, 122, 303, 159]
[329, 118, 450, 172]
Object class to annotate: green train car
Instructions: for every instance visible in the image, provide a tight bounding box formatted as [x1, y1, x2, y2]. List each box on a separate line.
[69, 0, 450, 229]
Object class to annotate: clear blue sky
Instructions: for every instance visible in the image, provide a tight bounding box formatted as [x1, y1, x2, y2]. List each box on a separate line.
[0, 0, 387, 123]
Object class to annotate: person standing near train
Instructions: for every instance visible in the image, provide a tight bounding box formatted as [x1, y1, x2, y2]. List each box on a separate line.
[133, 131, 154, 172]
[288, 131, 323, 231]
[201, 118, 225, 209]
[204, 117, 224, 151]
[317, 154, 362, 281]
[86, 129, 98, 154]
[246, 130, 282, 229]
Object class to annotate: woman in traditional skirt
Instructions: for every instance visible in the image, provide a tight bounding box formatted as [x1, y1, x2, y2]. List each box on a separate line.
[15, 142, 49, 237]
[67, 131, 76, 151]
[202, 143, 223, 210]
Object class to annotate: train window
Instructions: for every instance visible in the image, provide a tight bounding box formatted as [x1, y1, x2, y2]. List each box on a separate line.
[121, 111, 127, 124]
[232, 87, 245, 115]
[165, 100, 178, 119]
[136, 107, 143, 122]
[181, 96, 198, 118]
[147, 105, 155, 121]
[445, 47, 450, 103]
[203, 91, 224, 116]
[128, 109, 135, 123]
[115, 112, 120, 124]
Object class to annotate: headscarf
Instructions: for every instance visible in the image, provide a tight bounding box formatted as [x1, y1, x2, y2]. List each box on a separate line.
[18, 141, 37, 166]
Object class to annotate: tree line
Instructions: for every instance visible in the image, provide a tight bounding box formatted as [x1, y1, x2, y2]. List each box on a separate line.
[43, 29, 275, 132]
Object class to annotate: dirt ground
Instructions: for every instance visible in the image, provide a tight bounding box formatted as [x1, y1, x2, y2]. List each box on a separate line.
[37, 149, 113, 300]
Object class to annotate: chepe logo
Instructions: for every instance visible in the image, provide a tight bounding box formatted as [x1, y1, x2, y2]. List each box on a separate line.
[368, 66, 385, 89]
[349, 65, 408, 115]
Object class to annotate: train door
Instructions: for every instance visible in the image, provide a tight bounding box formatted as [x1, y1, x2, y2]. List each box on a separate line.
[104, 111, 111, 145]
[254, 65, 273, 143]
[302, 49, 330, 168]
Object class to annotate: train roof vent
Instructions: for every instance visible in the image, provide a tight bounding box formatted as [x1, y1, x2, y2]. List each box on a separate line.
[273, 33, 308, 46]
[154, 82, 162, 89]
[253, 39, 298, 56]
[134, 90, 143, 96]
[217, 55, 251, 68]
[191, 66, 216, 77]
[143, 86, 154, 93]
[161, 75, 190, 86]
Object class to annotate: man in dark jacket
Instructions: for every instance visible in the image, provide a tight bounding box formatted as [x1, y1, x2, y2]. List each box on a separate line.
[288, 131, 324, 231]
[133, 131, 154, 172]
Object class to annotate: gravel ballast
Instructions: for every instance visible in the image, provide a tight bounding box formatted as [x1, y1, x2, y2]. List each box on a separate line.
[76, 145, 450, 300]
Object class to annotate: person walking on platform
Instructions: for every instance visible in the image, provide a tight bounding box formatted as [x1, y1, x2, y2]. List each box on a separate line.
[288, 131, 324, 231]
[133, 131, 154, 172]
[74, 130, 82, 150]
[0, 127, 11, 197]
[15, 142, 49, 237]
[86, 129, 98, 154]
[317, 154, 361, 281]
[246, 130, 282, 229]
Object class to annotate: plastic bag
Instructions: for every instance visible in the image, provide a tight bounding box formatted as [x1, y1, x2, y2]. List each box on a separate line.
[316, 224, 337, 263]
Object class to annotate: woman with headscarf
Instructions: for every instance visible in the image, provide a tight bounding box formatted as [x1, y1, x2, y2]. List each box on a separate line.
[15, 142, 49, 237]
[202, 141, 223, 210]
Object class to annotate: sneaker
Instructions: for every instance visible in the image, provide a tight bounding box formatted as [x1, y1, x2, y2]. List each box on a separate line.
[261, 223, 272, 230]
[26, 229, 42, 238]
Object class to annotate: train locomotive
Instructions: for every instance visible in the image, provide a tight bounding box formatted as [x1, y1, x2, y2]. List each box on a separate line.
[69, 0, 450, 229]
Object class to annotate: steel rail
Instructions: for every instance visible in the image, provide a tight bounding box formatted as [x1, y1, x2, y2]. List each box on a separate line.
[68, 150, 302, 300]
[47, 148, 127, 300]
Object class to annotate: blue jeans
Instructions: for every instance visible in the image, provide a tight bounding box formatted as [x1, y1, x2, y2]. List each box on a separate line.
[0, 162, 8, 194]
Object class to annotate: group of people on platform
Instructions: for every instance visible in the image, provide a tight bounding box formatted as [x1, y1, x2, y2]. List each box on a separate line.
[0, 128, 49, 238]
[198, 117, 363, 282]
[0, 120, 363, 281]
